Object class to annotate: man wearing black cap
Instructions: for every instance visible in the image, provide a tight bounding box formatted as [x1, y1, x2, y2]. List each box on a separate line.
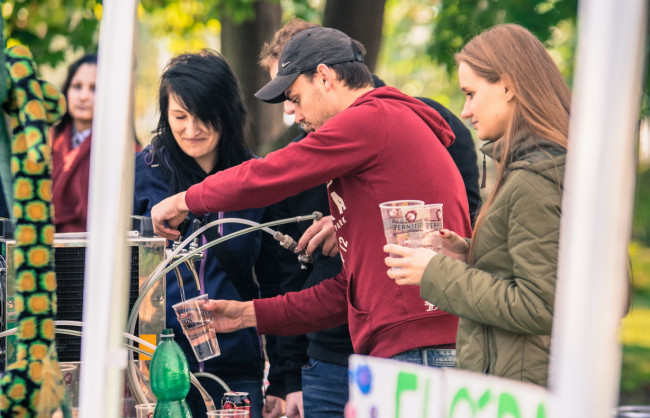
[151, 26, 472, 385]
[257, 19, 350, 418]
[257, 20, 480, 418]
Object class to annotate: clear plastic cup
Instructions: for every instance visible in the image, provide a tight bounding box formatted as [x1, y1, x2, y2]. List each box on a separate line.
[135, 403, 156, 418]
[422, 203, 443, 252]
[59, 362, 80, 408]
[379, 200, 425, 268]
[206, 411, 250, 417]
[172, 294, 221, 361]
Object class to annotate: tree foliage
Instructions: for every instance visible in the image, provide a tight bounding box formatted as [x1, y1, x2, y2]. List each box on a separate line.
[428, 0, 649, 115]
[5, 0, 646, 137]
[1, 0, 101, 65]
[3, 0, 583, 72]
[428, 0, 578, 76]
[1, 0, 280, 67]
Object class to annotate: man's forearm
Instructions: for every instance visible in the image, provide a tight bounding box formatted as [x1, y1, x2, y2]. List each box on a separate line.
[242, 301, 258, 328]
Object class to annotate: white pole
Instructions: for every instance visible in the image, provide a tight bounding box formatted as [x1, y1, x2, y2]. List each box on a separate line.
[78, 1, 138, 417]
[550, 1, 647, 417]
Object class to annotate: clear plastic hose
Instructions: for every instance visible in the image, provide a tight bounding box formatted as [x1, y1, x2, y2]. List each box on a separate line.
[124, 212, 322, 406]
[0, 323, 215, 410]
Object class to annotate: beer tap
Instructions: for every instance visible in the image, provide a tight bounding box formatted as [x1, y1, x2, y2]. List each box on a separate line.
[273, 211, 323, 269]
[169, 217, 204, 296]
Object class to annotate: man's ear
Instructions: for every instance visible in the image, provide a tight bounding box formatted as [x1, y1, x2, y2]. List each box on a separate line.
[315, 63, 332, 86]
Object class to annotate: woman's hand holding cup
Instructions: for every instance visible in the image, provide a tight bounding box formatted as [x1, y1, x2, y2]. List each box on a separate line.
[383, 244, 437, 286]
[384, 228, 469, 286]
[439, 229, 470, 261]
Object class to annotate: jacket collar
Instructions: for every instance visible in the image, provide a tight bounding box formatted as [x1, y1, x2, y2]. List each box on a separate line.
[479, 127, 564, 166]
[478, 128, 566, 187]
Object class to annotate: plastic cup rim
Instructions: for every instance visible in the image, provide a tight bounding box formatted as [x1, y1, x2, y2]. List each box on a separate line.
[135, 403, 157, 409]
[172, 293, 209, 310]
[378, 199, 425, 209]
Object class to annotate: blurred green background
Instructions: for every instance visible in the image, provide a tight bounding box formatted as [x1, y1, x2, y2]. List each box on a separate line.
[1, 0, 649, 405]
[622, 165, 650, 404]
[1, 0, 587, 152]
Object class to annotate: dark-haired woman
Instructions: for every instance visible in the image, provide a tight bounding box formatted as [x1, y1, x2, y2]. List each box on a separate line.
[133, 49, 278, 418]
[51, 54, 97, 233]
[52, 54, 141, 232]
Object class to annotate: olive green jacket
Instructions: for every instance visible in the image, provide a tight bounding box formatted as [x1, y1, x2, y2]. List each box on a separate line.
[421, 134, 565, 386]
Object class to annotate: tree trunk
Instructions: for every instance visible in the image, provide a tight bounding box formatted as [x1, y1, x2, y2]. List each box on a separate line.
[323, 0, 387, 72]
[221, 0, 284, 155]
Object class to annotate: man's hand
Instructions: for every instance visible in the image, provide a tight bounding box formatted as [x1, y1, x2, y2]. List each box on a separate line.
[151, 191, 189, 240]
[202, 300, 257, 332]
[296, 216, 338, 257]
[285, 391, 304, 418]
[263, 395, 285, 418]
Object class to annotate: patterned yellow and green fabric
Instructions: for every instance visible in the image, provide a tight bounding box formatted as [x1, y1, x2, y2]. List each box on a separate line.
[0, 45, 66, 417]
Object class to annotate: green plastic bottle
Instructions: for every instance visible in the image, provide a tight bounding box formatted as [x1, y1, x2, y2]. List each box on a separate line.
[150, 328, 192, 417]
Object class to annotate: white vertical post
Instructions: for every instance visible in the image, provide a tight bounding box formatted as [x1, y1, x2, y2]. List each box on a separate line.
[550, 1, 647, 417]
[78, 1, 139, 417]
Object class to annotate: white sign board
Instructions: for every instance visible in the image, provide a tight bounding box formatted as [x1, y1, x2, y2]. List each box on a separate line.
[348, 354, 550, 418]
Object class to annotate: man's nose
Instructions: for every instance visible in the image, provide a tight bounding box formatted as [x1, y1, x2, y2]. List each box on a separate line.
[283, 100, 295, 115]
[294, 109, 305, 124]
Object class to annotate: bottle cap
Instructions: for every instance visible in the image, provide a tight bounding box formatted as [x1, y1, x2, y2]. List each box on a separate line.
[161, 328, 174, 337]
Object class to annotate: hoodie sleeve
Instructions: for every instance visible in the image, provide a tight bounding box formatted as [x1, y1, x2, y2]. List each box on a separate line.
[254, 271, 349, 336]
[185, 99, 389, 215]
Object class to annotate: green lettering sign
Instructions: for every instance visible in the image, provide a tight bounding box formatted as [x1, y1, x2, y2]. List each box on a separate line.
[396, 372, 417, 418]
[498, 392, 521, 418]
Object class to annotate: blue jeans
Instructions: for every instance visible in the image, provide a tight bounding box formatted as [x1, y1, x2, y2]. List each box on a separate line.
[302, 358, 349, 417]
[186, 376, 263, 418]
[390, 347, 456, 368]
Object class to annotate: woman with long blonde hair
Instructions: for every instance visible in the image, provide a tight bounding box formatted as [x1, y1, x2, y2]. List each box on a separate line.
[384, 23, 570, 386]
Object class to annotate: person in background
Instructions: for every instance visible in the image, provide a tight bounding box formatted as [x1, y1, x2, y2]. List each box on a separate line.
[133, 49, 281, 417]
[51, 53, 141, 233]
[51, 54, 97, 232]
[258, 18, 479, 418]
[384, 23, 569, 386]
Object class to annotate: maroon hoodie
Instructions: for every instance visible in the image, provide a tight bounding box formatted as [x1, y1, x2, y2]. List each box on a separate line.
[186, 86, 472, 357]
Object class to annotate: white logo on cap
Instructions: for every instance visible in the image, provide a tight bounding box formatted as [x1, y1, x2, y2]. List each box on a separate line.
[281, 61, 291, 68]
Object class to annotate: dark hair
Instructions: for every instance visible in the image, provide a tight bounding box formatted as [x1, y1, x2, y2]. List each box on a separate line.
[302, 40, 373, 89]
[151, 49, 253, 194]
[53, 53, 97, 137]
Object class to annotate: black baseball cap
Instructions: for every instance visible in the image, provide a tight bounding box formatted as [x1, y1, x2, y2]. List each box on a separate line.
[255, 27, 364, 103]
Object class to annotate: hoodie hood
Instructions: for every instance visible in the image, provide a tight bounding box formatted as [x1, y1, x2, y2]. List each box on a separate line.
[353, 86, 456, 148]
